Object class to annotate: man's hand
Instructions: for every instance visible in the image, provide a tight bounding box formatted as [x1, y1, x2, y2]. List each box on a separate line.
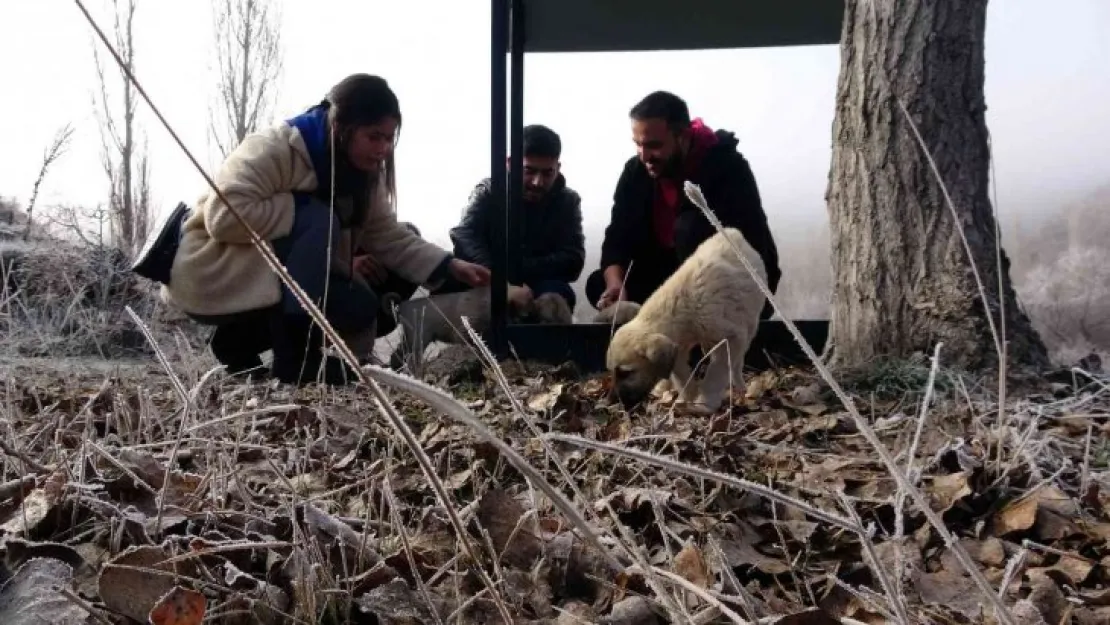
[597, 284, 626, 310]
[598, 264, 627, 309]
[508, 284, 534, 310]
[448, 258, 491, 287]
[353, 254, 388, 286]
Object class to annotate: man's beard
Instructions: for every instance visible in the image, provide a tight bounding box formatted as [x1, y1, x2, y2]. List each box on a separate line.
[646, 152, 682, 177]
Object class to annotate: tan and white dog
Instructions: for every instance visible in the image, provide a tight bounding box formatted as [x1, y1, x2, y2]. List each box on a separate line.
[605, 227, 767, 413]
[385, 284, 535, 375]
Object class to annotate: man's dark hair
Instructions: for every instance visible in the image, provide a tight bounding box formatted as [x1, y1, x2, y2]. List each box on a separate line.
[522, 124, 561, 159]
[629, 91, 691, 131]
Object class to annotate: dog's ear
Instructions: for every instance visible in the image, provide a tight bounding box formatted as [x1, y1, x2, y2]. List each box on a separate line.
[643, 333, 677, 372]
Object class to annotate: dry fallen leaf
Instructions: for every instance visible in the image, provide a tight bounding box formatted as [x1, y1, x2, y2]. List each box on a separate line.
[1026, 568, 1069, 624]
[1074, 606, 1110, 625]
[221, 561, 290, 625]
[602, 595, 660, 625]
[0, 488, 56, 535]
[356, 577, 446, 623]
[97, 544, 199, 623]
[717, 536, 792, 576]
[916, 566, 983, 621]
[992, 494, 1039, 536]
[1049, 553, 1095, 585]
[148, 585, 206, 625]
[475, 488, 543, 568]
[556, 600, 596, 625]
[767, 608, 841, 624]
[927, 471, 972, 513]
[528, 383, 565, 412]
[0, 557, 89, 625]
[594, 488, 675, 515]
[1008, 599, 1050, 625]
[673, 542, 710, 589]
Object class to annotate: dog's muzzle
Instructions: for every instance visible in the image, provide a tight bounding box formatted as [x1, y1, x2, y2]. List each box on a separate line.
[611, 382, 651, 409]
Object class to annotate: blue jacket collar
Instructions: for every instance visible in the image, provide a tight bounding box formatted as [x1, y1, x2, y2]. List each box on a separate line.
[285, 103, 332, 192]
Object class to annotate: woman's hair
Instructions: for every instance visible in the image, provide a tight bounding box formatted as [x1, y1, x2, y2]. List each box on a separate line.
[321, 73, 402, 226]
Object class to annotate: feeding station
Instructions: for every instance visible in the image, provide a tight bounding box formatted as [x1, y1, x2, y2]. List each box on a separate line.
[487, 0, 843, 373]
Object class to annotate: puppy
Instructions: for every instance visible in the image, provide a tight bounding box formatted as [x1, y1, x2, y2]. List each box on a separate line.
[605, 227, 767, 414]
[532, 292, 574, 324]
[387, 284, 533, 376]
[593, 301, 641, 327]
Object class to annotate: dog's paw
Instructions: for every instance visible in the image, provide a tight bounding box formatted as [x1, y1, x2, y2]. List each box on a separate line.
[674, 391, 728, 415]
[653, 378, 675, 394]
[673, 399, 715, 416]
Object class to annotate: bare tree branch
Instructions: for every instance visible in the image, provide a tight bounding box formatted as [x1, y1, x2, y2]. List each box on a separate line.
[23, 123, 76, 240]
[89, 0, 151, 254]
[209, 0, 284, 158]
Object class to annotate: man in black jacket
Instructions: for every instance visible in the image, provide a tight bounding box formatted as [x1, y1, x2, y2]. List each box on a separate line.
[447, 124, 586, 312]
[586, 91, 781, 320]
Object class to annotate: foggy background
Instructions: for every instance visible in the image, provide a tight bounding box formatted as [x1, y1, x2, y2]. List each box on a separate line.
[1, 0, 1108, 364]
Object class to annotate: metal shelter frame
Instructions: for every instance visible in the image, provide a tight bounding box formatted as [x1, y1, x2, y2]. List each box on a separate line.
[487, 0, 844, 373]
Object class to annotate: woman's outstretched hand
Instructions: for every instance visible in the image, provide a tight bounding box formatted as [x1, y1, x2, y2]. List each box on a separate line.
[448, 258, 491, 287]
[353, 254, 388, 286]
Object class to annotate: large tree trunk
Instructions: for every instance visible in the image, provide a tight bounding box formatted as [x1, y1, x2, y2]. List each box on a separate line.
[824, 0, 1048, 372]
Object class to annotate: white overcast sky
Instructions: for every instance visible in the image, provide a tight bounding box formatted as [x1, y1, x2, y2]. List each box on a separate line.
[2, 0, 1108, 251]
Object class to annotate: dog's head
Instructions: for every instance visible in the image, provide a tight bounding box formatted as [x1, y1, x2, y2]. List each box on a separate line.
[533, 292, 573, 324]
[605, 321, 678, 408]
[593, 301, 641, 327]
[507, 284, 536, 321]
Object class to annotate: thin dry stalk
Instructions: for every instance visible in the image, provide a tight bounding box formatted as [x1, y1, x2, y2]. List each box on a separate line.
[649, 566, 750, 625]
[597, 500, 687, 621]
[706, 535, 760, 622]
[683, 181, 1016, 625]
[544, 433, 859, 533]
[362, 384, 515, 624]
[183, 403, 298, 434]
[382, 477, 447, 625]
[458, 314, 669, 587]
[892, 341, 944, 610]
[85, 439, 157, 495]
[123, 304, 197, 535]
[0, 438, 50, 473]
[361, 363, 624, 573]
[828, 576, 898, 623]
[58, 586, 114, 625]
[837, 493, 909, 625]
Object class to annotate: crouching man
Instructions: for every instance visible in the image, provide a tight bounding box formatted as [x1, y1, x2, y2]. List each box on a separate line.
[587, 91, 781, 320]
[446, 124, 585, 321]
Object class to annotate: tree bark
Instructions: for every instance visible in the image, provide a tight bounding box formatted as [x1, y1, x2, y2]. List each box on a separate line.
[824, 0, 1048, 372]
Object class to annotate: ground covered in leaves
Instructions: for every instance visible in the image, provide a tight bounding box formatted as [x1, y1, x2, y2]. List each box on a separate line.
[1, 354, 1109, 624]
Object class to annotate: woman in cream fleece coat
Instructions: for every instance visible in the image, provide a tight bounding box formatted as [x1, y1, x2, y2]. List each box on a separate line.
[133, 74, 489, 385]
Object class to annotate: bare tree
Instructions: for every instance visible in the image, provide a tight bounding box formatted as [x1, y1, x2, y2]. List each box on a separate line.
[90, 0, 152, 254]
[23, 123, 76, 240]
[824, 0, 1047, 371]
[209, 0, 284, 158]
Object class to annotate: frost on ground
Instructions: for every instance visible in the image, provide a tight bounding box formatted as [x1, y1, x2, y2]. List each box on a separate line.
[0, 353, 1109, 625]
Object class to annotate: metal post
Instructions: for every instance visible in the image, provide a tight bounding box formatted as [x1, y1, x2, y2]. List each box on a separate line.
[508, 0, 525, 287]
[489, 0, 508, 357]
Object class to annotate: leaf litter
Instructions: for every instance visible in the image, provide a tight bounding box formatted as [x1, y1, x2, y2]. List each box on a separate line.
[0, 357, 1108, 623]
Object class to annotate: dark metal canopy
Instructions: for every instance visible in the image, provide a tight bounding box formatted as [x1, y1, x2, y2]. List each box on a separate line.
[488, 0, 843, 372]
[517, 0, 844, 53]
